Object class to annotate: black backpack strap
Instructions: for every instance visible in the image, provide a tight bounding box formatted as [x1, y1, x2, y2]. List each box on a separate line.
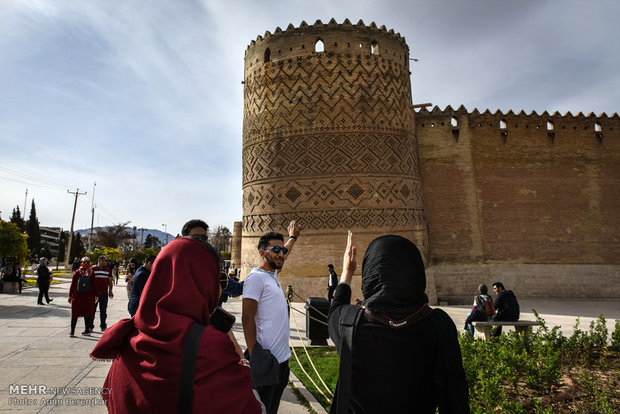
[179, 323, 207, 414]
[336, 305, 363, 414]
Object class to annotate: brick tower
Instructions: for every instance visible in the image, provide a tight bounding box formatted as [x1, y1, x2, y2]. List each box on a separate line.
[241, 19, 430, 297]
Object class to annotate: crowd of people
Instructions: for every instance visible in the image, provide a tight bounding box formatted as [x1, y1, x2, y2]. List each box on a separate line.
[1, 216, 532, 413]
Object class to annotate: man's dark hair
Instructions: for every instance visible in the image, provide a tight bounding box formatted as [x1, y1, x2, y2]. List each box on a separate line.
[328, 264, 334, 269]
[493, 282, 505, 291]
[144, 255, 156, 265]
[478, 284, 488, 295]
[181, 219, 209, 236]
[257, 232, 284, 250]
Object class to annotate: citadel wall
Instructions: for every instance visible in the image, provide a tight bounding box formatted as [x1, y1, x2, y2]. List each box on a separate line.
[242, 20, 435, 302]
[416, 107, 620, 300]
[239, 20, 619, 302]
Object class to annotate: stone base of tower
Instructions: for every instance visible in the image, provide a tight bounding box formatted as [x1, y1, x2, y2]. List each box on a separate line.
[239, 227, 438, 305]
[428, 263, 620, 304]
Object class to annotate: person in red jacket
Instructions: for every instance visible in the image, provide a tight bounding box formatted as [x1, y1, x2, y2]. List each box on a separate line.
[90, 255, 114, 332]
[68, 257, 98, 336]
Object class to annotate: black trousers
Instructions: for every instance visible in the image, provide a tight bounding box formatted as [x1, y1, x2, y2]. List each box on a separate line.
[328, 286, 336, 303]
[37, 282, 51, 304]
[256, 360, 290, 414]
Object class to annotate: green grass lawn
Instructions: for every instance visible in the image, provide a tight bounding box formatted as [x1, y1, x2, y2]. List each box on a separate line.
[289, 346, 339, 410]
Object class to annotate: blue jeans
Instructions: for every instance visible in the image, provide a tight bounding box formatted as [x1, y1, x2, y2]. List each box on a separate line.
[93, 294, 109, 329]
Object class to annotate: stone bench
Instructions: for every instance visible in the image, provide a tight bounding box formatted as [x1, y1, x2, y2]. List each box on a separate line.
[0, 281, 20, 294]
[472, 320, 540, 339]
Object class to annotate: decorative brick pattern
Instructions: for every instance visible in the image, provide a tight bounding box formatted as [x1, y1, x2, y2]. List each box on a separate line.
[241, 20, 429, 280]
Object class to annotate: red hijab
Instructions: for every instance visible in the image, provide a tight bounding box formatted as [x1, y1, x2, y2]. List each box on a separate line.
[91, 237, 261, 413]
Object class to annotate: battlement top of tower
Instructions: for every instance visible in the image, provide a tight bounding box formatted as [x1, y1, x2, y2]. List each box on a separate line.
[245, 18, 408, 52]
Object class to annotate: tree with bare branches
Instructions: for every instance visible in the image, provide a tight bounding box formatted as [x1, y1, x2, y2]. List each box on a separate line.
[93, 222, 132, 249]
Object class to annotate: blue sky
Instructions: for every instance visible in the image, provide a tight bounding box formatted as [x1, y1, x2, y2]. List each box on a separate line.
[1, 0, 618, 236]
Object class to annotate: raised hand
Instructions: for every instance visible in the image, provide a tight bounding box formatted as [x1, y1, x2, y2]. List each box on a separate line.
[341, 230, 357, 283]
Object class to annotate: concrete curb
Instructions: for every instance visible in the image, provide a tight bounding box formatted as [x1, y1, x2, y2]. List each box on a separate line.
[289, 370, 328, 414]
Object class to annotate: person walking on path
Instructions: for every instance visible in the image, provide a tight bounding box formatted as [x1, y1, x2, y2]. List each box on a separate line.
[36, 257, 53, 305]
[327, 264, 338, 303]
[242, 220, 301, 414]
[125, 258, 138, 299]
[90, 255, 114, 332]
[71, 257, 80, 272]
[68, 257, 97, 336]
[127, 255, 155, 317]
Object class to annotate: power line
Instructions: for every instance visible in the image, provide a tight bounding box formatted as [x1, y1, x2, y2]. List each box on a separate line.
[0, 166, 75, 190]
[0, 174, 66, 191]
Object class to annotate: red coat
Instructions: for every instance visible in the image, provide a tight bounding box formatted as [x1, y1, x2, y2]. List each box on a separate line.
[69, 268, 96, 318]
[91, 238, 261, 414]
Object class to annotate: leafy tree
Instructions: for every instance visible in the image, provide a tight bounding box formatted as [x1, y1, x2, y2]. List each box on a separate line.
[132, 247, 161, 265]
[57, 231, 68, 262]
[70, 233, 85, 259]
[209, 225, 232, 253]
[93, 222, 131, 248]
[86, 247, 123, 263]
[0, 221, 30, 261]
[24, 199, 41, 258]
[144, 234, 161, 249]
[9, 206, 25, 232]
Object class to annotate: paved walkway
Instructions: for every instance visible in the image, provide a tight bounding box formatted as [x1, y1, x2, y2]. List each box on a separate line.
[1, 279, 618, 413]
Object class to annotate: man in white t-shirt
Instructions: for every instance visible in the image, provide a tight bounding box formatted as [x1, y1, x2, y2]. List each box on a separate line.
[242, 220, 300, 414]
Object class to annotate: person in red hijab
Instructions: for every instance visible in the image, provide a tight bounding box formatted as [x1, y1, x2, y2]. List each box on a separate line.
[69, 257, 97, 336]
[91, 236, 263, 414]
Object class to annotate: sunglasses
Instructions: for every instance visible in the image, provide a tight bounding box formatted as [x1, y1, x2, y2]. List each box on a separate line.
[265, 246, 289, 255]
[220, 273, 229, 290]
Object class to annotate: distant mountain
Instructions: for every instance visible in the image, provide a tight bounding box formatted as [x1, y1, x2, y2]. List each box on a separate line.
[75, 227, 175, 245]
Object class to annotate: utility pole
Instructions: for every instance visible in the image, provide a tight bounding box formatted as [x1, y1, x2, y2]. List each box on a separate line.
[23, 188, 28, 219]
[65, 188, 87, 266]
[88, 181, 96, 251]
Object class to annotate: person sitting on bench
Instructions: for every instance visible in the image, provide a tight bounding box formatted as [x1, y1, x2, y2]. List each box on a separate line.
[491, 282, 520, 337]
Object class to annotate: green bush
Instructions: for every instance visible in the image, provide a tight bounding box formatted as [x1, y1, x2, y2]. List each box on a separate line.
[611, 320, 620, 351]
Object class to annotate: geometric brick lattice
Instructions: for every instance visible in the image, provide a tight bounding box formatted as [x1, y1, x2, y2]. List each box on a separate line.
[242, 20, 427, 240]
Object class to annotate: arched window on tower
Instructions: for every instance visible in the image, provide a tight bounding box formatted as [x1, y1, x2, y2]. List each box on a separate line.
[547, 121, 554, 130]
[315, 39, 324, 52]
[371, 40, 379, 55]
[499, 119, 507, 129]
[594, 122, 602, 132]
[264, 48, 271, 63]
[451, 117, 458, 127]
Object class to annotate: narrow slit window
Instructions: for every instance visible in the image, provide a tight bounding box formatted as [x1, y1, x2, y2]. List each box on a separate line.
[315, 39, 324, 52]
[264, 48, 271, 63]
[370, 40, 378, 55]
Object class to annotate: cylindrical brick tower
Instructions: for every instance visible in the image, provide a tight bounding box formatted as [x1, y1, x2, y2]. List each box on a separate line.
[230, 221, 242, 270]
[242, 19, 429, 295]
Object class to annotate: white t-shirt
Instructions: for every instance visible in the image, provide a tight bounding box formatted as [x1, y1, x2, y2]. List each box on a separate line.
[243, 268, 291, 363]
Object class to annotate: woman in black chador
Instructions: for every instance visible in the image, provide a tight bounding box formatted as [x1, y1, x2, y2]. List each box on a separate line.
[36, 257, 53, 305]
[328, 232, 469, 413]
